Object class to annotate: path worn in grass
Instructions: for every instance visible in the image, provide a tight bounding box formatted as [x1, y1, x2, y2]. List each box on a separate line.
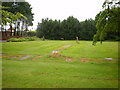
[53, 43, 74, 62]
[56, 44, 73, 51]
[2, 42, 117, 63]
[2, 43, 74, 61]
[20, 55, 32, 60]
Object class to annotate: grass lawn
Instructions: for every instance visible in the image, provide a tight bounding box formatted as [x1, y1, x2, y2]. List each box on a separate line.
[2, 40, 119, 88]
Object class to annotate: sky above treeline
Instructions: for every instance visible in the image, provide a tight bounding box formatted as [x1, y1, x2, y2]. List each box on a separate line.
[26, 0, 105, 30]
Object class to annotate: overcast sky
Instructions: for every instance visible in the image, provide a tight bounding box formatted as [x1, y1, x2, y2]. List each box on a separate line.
[26, 0, 105, 30]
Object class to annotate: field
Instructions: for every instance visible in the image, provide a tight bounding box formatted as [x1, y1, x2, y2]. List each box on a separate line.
[1, 40, 119, 88]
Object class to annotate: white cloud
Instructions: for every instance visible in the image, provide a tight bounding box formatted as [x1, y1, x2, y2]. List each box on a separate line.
[26, 0, 105, 30]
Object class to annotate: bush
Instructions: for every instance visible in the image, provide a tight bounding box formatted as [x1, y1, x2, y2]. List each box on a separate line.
[24, 37, 36, 41]
[7, 38, 23, 42]
[27, 31, 36, 36]
[7, 37, 40, 42]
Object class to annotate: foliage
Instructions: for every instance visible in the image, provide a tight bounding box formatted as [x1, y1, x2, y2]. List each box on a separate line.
[7, 37, 39, 42]
[1, 5, 28, 36]
[7, 38, 26, 42]
[27, 31, 36, 36]
[36, 16, 97, 40]
[2, 2, 34, 26]
[80, 19, 97, 40]
[93, 0, 120, 45]
[0, 5, 10, 9]
[24, 36, 38, 41]
[1, 9, 27, 25]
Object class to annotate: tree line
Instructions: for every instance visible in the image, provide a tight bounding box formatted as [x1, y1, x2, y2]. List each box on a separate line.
[36, 0, 120, 42]
[36, 16, 97, 40]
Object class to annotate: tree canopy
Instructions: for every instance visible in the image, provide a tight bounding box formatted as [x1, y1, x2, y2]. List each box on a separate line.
[93, 0, 120, 45]
[2, 2, 34, 26]
[0, 5, 27, 26]
[36, 16, 97, 40]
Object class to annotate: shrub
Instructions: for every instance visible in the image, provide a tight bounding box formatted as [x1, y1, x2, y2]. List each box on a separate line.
[24, 37, 36, 41]
[7, 38, 23, 42]
[7, 37, 40, 42]
[27, 31, 36, 36]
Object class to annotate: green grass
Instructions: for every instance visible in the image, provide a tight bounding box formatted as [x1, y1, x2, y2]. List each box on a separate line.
[0, 42, 2, 89]
[2, 40, 119, 88]
[2, 40, 74, 55]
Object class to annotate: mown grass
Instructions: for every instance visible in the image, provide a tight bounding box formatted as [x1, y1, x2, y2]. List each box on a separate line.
[2, 40, 119, 88]
[0, 42, 2, 89]
[2, 40, 74, 55]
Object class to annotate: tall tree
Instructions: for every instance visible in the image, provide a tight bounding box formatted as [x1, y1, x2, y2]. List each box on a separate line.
[0, 6, 27, 36]
[93, 0, 120, 45]
[80, 19, 97, 40]
[2, 2, 34, 26]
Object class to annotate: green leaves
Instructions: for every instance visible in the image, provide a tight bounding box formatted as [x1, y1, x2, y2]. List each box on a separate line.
[2, 2, 33, 26]
[37, 17, 97, 40]
[16, 12, 27, 20]
[93, 0, 120, 45]
[1, 8, 27, 25]
[93, 7, 120, 45]
[0, 5, 10, 9]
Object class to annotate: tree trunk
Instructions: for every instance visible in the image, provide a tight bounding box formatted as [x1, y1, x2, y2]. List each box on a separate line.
[10, 24, 12, 36]
[4, 24, 7, 37]
[14, 21, 17, 36]
[21, 21, 24, 36]
[17, 22, 20, 36]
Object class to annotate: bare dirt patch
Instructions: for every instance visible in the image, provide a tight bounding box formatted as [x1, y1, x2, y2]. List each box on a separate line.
[2, 54, 32, 60]
[50, 44, 74, 62]
[80, 58, 90, 62]
[32, 56, 42, 60]
[49, 54, 74, 62]
[0, 56, 2, 59]
[65, 57, 73, 62]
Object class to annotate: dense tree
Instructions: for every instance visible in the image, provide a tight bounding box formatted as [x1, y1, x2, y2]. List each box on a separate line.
[93, 0, 120, 45]
[36, 16, 97, 40]
[80, 19, 96, 40]
[61, 16, 80, 40]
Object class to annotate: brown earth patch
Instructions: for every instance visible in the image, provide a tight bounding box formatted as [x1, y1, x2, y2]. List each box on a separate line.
[32, 56, 42, 60]
[2, 54, 29, 60]
[15, 55, 23, 57]
[65, 57, 73, 62]
[80, 58, 90, 62]
[11, 55, 24, 59]
[0, 56, 2, 59]
[2, 55, 12, 59]
[49, 54, 74, 62]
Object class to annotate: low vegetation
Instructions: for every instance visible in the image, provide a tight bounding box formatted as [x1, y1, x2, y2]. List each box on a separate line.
[7, 37, 40, 42]
[2, 41, 118, 88]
